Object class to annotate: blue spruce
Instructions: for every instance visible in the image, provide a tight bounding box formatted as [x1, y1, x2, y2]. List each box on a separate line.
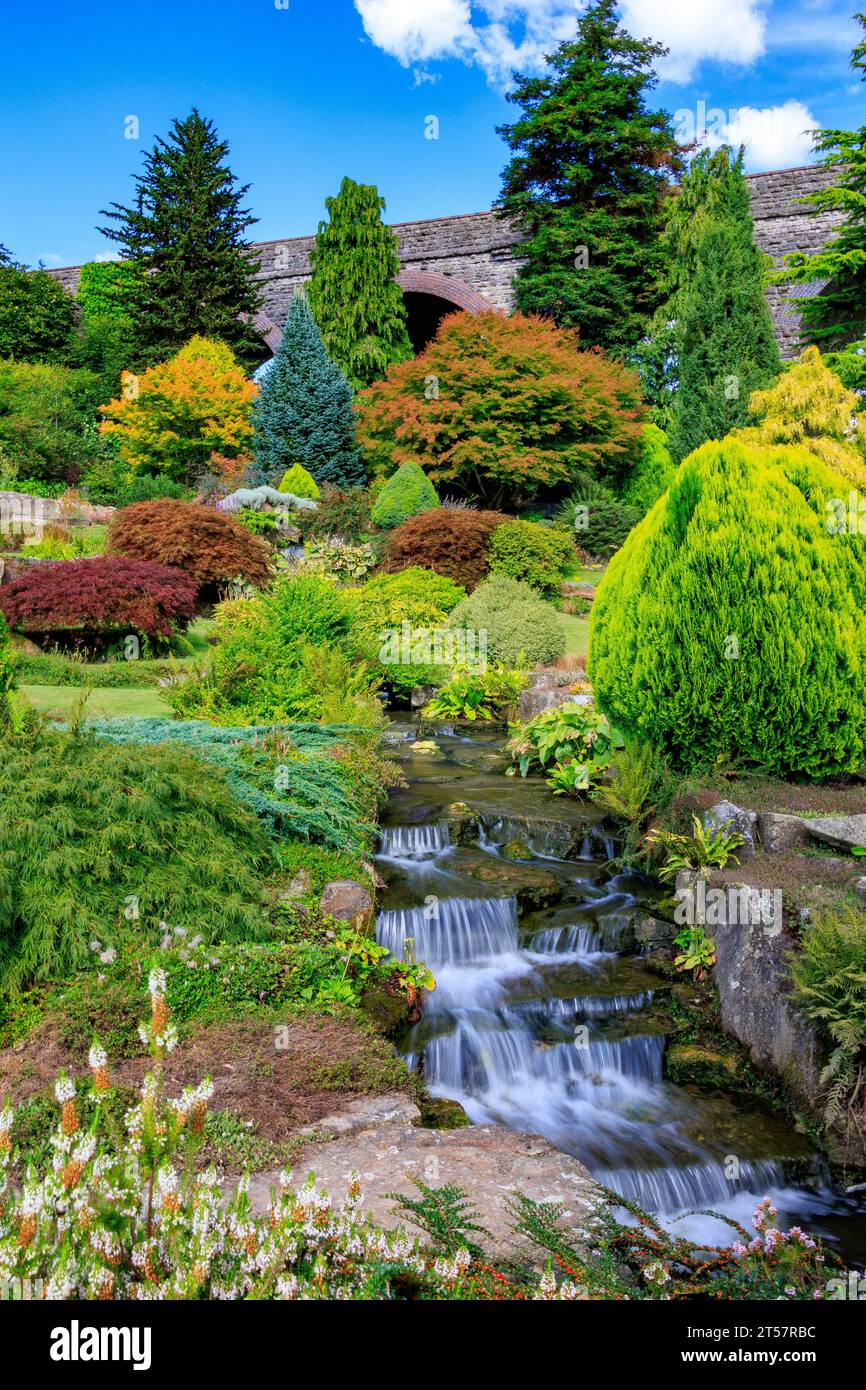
[252, 294, 365, 487]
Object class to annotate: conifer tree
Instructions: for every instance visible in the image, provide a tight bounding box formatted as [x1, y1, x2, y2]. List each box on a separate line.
[779, 14, 866, 375]
[252, 294, 365, 488]
[308, 177, 413, 390]
[497, 0, 685, 355]
[98, 110, 264, 369]
[663, 149, 781, 462]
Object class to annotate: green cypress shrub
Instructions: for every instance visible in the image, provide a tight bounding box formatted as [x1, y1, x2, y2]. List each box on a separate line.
[488, 519, 573, 595]
[252, 295, 365, 489]
[449, 576, 565, 667]
[558, 479, 642, 558]
[621, 424, 676, 512]
[370, 463, 439, 528]
[278, 464, 320, 500]
[589, 438, 866, 778]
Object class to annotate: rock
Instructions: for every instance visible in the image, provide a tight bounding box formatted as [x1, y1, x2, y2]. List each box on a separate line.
[856, 877, 866, 907]
[518, 672, 587, 721]
[666, 1044, 745, 1089]
[446, 805, 481, 846]
[460, 858, 560, 909]
[247, 1115, 599, 1266]
[283, 870, 312, 901]
[712, 911, 822, 1108]
[409, 740, 442, 758]
[632, 914, 676, 948]
[501, 838, 532, 861]
[757, 811, 810, 854]
[319, 879, 374, 926]
[9, 634, 42, 655]
[417, 1097, 471, 1130]
[803, 814, 866, 853]
[410, 685, 438, 709]
[358, 982, 409, 1036]
[704, 801, 757, 862]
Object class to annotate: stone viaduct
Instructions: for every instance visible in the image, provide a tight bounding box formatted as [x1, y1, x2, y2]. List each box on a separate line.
[49, 164, 840, 360]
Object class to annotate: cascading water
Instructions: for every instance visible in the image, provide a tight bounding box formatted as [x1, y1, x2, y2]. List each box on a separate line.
[375, 718, 865, 1257]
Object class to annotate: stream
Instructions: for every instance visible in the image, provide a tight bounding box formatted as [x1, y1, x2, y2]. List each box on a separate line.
[375, 716, 866, 1264]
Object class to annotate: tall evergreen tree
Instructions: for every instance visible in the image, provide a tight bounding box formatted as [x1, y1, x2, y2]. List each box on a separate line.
[98, 110, 265, 369]
[778, 15, 866, 381]
[497, 0, 685, 356]
[667, 149, 781, 462]
[252, 293, 365, 488]
[308, 177, 413, 390]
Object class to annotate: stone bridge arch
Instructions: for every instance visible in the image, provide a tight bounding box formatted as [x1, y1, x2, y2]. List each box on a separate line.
[396, 269, 495, 352]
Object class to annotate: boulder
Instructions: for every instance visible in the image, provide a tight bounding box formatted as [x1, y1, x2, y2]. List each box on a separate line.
[632, 913, 676, 948]
[319, 879, 374, 926]
[856, 877, 866, 907]
[704, 800, 758, 862]
[460, 858, 560, 910]
[803, 814, 866, 853]
[757, 811, 810, 855]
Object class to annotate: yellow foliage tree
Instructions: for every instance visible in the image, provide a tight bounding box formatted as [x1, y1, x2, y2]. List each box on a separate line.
[734, 346, 866, 486]
[99, 335, 256, 486]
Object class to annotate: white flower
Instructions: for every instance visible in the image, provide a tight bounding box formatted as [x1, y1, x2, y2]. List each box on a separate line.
[55, 1077, 76, 1104]
[88, 1045, 107, 1070]
[148, 967, 167, 998]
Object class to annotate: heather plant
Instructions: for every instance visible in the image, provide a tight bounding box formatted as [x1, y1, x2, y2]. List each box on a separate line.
[0, 977, 592, 1302]
[449, 576, 565, 667]
[107, 498, 271, 592]
[0, 725, 273, 992]
[488, 519, 573, 596]
[589, 437, 866, 777]
[0, 557, 198, 648]
[370, 462, 439, 529]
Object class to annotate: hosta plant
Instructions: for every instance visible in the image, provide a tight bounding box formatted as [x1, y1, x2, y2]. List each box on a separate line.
[422, 665, 528, 723]
[673, 925, 717, 981]
[508, 702, 621, 779]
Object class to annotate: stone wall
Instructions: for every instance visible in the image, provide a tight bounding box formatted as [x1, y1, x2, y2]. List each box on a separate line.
[46, 163, 842, 358]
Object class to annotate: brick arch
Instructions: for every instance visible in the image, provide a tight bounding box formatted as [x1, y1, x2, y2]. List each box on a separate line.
[396, 269, 495, 315]
[254, 308, 283, 354]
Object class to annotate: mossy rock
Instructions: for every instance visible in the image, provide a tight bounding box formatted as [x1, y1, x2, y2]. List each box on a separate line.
[501, 839, 532, 861]
[461, 858, 560, 909]
[358, 983, 409, 1037]
[666, 1043, 746, 1089]
[446, 805, 481, 846]
[418, 1096, 471, 1130]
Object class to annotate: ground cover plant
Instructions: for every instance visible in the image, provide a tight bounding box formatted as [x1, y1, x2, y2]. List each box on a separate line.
[0, 723, 273, 993]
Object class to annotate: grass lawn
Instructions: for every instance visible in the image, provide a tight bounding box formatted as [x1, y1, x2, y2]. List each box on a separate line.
[20, 685, 174, 720]
[558, 612, 591, 659]
[564, 561, 606, 586]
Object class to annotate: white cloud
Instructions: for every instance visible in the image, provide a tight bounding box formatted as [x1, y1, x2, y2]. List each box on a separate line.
[621, 0, 767, 84]
[685, 99, 818, 171]
[354, 0, 774, 88]
[39, 252, 63, 266]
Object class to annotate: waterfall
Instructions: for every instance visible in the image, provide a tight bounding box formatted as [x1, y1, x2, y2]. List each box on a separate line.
[377, 896, 519, 967]
[377, 823, 450, 860]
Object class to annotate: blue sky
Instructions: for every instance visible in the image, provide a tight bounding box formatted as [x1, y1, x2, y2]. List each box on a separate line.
[1, 0, 862, 269]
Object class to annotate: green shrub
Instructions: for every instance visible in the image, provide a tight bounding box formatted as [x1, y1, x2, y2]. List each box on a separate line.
[278, 464, 320, 500]
[298, 486, 379, 544]
[589, 438, 866, 777]
[621, 424, 676, 512]
[790, 909, 866, 1143]
[371, 462, 439, 528]
[489, 519, 572, 595]
[162, 575, 364, 725]
[422, 664, 528, 722]
[0, 360, 102, 483]
[449, 576, 565, 668]
[86, 717, 383, 852]
[558, 478, 642, 558]
[0, 726, 273, 992]
[345, 567, 466, 698]
[0, 611, 14, 727]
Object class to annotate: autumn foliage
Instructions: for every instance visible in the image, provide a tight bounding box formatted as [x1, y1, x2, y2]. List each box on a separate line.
[355, 311, 646, 506]
[99, 336, 256, 485]
[0, 557, 198, 643]
[107, 499, 272, 591]
[380, 507, 509, 590]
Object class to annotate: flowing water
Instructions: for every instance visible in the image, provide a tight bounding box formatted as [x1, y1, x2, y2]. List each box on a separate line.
[376, 716, 866, 1262]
